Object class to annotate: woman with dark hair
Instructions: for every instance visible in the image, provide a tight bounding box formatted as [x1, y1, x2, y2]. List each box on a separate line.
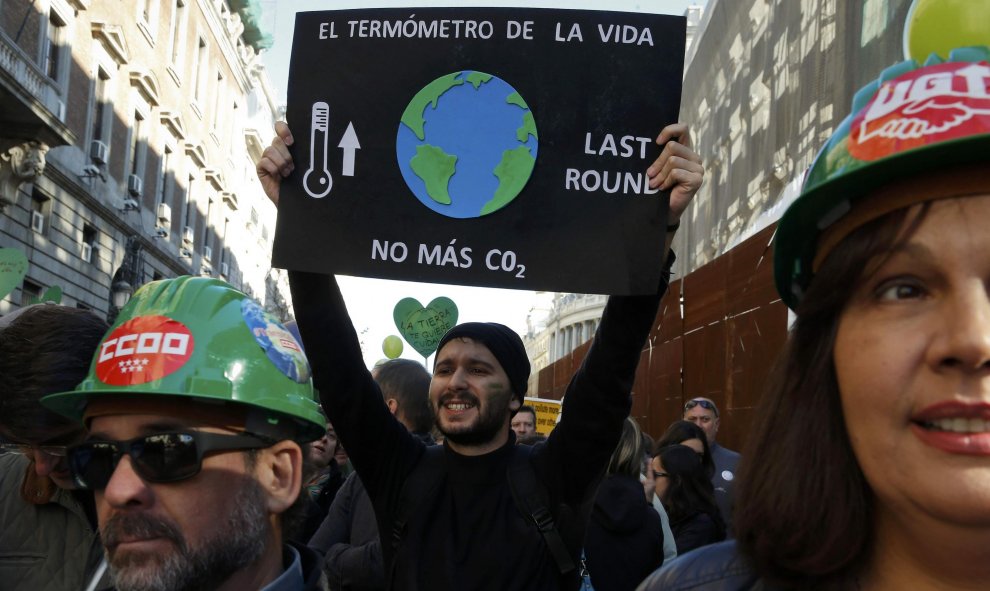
[583, 417, 665, 591]
[652, 444, 725, 555]
[638, 43, 990, 591]
[655, 419, 715, 479]
[0, 304, 109, 590]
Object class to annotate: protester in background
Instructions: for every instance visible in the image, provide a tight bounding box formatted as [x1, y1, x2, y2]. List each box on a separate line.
[655, 420, 715, 479]
[0, 305, 109, 591]
[639, 45, 990, 591]
[652, 445, 725, 555]
[583, 417, 664, 591]
[309, 358, 434, 591]
[511, 404, 538, 440]
[42, 277, 329, 590]
[682, 398, 739, 532]
[296, 420, 346, 543]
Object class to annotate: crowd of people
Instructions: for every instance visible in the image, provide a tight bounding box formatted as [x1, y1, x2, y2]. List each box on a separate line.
[1, 22, 989, 591]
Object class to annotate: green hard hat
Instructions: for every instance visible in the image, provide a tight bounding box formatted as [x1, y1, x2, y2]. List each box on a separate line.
[42, 276, 325, 442]
[773, 46, 990, 310]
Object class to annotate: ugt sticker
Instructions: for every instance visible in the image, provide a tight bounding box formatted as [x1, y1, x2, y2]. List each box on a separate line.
[849, 61, 990, 161]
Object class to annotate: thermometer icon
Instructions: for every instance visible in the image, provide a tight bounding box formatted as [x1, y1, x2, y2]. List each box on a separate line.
[303, 102, 333, 198]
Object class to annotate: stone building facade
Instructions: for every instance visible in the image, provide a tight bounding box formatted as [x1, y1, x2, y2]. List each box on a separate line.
[0, 0, 288, 319]
[674, 0, 913, 272]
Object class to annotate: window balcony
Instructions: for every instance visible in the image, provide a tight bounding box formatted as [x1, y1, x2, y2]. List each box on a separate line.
[0, 31, 73, 146]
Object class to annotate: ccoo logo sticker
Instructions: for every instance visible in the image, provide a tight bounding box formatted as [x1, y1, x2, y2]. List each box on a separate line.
[96, 316, 194, 386]
[849, 61, 990, 161]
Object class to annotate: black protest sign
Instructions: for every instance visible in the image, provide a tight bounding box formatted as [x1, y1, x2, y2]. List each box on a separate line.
[273, 8, 685, 295]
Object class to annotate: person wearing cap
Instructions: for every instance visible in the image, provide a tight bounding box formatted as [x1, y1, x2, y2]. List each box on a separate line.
[681, 397, 740, 533]
[637, 44, 990, 591]
[0, 304, 109, 591]
[258, 121, 704, 589]
[40, 277, 330, 591]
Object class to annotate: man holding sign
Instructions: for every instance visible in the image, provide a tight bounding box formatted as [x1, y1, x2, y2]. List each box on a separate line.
[258, 119, 702, 589]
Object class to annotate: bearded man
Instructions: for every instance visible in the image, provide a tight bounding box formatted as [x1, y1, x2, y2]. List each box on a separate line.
[258, 121, 704, 589]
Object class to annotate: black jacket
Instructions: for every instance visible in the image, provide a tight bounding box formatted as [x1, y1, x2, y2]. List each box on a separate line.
[670, 510, 725, 556]
[289, 265, 669, 591]
[583, 474, 664, 591]
[309, 433, 434, 591]
[309, 471, 383, 591]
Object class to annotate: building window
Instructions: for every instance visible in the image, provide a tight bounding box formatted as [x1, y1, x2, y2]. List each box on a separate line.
[81, 224, 97, 263]
[212, 70, 225, 137]
[20, 280, 42, 307]
[157, 145, 173, 207]
[30, 189, 50, 235]
[203, 197, 213, 255]
[192, 37, 208, 105]
[137, 0, 159, 43]
[44, 10, 66, 81]
[129, 110, 147, 177]
[91, 68, 111, 144]
[168, 0, 188, 71]
[184, 174, 195, 233]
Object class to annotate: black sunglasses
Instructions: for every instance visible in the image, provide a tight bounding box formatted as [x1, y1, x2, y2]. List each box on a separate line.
[684, 399, 719, 417]
[68, 431, 273, 490]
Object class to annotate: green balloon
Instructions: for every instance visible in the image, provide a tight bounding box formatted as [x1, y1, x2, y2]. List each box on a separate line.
[904, 0, 990, 62]
[0, 248, 28, 300]
[383, 335, 404, 359]
[393, 297, 459, 358]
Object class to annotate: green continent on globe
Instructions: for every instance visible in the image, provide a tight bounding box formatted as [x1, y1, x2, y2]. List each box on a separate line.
[466, 72, 493, 89]
[506, 92, 526, 109]
[400, 72, 464, 141]
[482, 146, 536, 216]
[517, 112, 538, 143]
[410, 144, 457, 205]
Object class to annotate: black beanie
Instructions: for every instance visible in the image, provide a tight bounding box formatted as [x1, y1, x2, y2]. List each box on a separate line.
[435, 322, 530, 400]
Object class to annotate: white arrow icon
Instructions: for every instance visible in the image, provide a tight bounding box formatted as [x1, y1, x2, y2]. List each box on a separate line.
[338, 122, 360, 177]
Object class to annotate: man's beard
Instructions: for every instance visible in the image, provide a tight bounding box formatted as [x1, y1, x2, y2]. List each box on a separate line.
[436, 389, 513, 447]
[101, 479, 269, 591]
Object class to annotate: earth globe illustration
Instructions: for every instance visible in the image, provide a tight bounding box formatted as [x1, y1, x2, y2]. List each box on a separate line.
[396, 71, 538, 219]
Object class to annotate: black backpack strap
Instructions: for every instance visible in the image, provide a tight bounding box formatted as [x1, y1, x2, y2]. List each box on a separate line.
[506, 445, 576, 574]
[386, 445, 444, 584]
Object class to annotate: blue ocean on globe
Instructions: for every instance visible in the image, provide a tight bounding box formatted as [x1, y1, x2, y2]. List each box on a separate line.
[396, 71, 538, 219]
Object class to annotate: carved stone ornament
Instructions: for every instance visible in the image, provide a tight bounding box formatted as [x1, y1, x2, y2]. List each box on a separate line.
[0, 141, 49, 211]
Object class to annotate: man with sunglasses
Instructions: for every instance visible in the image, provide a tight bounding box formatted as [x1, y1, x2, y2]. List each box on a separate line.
[0, 304, 109, 591]
[683, 397, 740, 533]
[41, 276, 330, 591]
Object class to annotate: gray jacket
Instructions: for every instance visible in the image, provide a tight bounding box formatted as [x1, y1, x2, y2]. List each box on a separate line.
[0, 453, 105, 591]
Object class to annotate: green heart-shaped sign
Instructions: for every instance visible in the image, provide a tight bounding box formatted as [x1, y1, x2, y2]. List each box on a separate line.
[0, 248, 28, 300]
[393, 297, 459, 358]
[29, 285, 63, 305]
